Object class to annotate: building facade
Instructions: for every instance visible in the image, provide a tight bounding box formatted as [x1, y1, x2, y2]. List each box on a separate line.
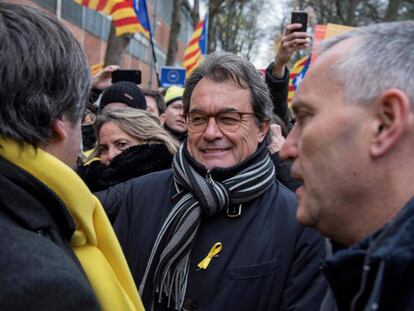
[17, 0, 193, 88]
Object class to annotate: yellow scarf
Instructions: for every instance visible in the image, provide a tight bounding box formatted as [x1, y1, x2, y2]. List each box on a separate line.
[0, 139, 144, 311]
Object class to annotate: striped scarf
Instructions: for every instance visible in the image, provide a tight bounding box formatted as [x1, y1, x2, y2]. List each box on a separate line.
[139, 142, 275, 310]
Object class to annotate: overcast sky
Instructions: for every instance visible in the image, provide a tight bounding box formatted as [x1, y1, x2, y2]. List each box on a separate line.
[189, 0, 287, 69]
[195, 0, 287, 68]
[253, 0, 286, 68]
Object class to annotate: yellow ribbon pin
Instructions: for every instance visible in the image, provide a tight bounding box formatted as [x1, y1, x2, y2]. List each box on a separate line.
[197, 242, 223, 270]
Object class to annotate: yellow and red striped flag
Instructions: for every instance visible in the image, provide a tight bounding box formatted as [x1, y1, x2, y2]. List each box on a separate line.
[74, 0, 152, 37]
[112, 0, 151, 37]
[74, 0, 119, 15]
[288, 55, 311, 104]
[183, 15, 208, 78]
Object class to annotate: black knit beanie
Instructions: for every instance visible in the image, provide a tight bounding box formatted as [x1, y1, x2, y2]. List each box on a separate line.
[100, 81, 147, 111]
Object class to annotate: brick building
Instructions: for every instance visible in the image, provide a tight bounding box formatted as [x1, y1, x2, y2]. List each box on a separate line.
[15, 0, 193, 88]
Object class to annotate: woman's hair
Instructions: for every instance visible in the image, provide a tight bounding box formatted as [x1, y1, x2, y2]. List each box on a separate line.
[89, 108, 179, 160]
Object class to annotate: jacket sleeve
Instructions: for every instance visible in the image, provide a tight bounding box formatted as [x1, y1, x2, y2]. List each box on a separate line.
[265, 62, 293, 130]
[280, 227, 328, 310]
[94, 178, 136, 223]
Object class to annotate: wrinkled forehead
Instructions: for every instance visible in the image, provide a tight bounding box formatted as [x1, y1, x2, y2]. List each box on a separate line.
[189, 78, 252, 111]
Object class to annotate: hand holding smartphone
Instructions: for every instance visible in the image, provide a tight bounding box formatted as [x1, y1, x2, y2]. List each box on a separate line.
[291, 11, 308, 32]
[112, 69, 142, 84]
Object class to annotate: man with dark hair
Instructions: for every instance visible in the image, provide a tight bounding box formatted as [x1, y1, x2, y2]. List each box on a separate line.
[161, 85, 188, 141]
[281, 21, 414, 310]
[143, 88, 166, 117]
[0, 3, 143, 310]
[111, 51, 326, 311]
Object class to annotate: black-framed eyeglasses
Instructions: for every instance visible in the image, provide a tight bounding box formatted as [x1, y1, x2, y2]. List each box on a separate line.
[81, 108, 96, 126]
[186, 110, 256, 133]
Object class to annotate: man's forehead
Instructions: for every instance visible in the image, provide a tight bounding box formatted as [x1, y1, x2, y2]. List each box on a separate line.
[190, 78, 251, 107]
[169, 100, 183, 108]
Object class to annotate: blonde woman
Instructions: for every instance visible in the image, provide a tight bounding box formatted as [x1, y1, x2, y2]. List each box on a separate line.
[78, 108, 179, 197]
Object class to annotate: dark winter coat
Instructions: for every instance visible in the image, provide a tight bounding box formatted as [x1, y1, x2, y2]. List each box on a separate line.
[265, 63, 302, 191]
[79, 143, 173, 192]
[0, 156, 100, 310]
[80, 143, 174, 222]
[265, 63, 294, 130]
[111, 164, 327, 310]
[321, 197, 414, 311]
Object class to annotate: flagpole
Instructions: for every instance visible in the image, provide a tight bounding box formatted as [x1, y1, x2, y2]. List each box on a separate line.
[149, 37, 160, 87]
[205, 2, 209, 53]
[148, 0, 160, 88]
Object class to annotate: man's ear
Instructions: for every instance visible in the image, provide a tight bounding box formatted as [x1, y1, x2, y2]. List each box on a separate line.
[51, 117, 68, 143]
[159, 113, 166, 126]
[257, 120, 270, 143]
[370, 89, 411, 157]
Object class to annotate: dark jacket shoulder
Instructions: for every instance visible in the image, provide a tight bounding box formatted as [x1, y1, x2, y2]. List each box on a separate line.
[95, 169, 174, 223]
[0, 157, 99, 310]
[0, 212, 99, 310]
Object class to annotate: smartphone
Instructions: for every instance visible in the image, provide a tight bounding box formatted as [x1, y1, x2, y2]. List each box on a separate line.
[112, 69, 142, 84]
[291, 11, 308, 32]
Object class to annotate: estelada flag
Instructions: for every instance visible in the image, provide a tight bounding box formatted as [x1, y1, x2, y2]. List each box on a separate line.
[288, 55, 311, 104]
[74, 0, 152, 37]
[183, 15, 208, 78]
[112, 0, 152, 37]
[74, 0, 119, 15]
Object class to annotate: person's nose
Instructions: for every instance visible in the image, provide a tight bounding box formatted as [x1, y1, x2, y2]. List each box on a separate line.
[202, 117, 223, 141]
[177, 109, 184, 119]
[279, 125, 300, 160]
[107, 147, 122, 164]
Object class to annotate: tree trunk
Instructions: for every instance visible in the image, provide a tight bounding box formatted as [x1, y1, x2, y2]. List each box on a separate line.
[385, 0, 401, 21]
[104, 25, 133, 66]
[166, 0, 183, 66]
[208, 0, 224, 53]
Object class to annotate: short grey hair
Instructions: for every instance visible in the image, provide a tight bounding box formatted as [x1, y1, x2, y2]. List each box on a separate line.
[183, 51, 273, 124]
[0, 3, 91, 147]
[318, 21, 414, 108]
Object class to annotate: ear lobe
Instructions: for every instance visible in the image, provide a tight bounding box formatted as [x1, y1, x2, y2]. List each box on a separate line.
[159, 113, 166, 125]
[370, 89, 410, 157]
[258, 120, 270, 143]
[51, 118, 68, 143]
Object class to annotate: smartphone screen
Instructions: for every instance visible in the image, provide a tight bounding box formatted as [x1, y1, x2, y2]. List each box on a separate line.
[291, 11, 308, 32]
[112, 70, 142, 84]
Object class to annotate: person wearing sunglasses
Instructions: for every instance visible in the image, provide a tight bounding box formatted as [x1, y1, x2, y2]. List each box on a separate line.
[100, 51, 326, 311]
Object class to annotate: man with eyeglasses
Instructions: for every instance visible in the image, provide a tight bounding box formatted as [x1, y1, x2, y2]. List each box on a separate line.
[105, 51, 326, 311]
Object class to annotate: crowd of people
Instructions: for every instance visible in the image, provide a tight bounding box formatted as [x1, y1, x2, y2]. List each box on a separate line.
[1, 2, 414, 311]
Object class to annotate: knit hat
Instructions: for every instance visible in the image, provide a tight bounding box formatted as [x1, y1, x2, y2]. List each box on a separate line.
[100, 81, 146, 111]
[164, 86, 184, 107]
